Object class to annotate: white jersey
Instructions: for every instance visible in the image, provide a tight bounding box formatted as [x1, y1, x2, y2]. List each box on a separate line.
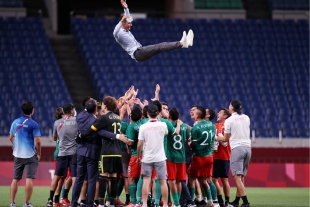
[138, 121, 168, 163]
[224, 112, 251, 149]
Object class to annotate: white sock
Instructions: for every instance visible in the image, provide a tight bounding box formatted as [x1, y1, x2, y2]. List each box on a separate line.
[195, 195, 202, 201]
[99, 205, 105, 207]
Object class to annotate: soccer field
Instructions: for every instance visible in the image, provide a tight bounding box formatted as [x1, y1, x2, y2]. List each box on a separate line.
[0, 187, 309, 207]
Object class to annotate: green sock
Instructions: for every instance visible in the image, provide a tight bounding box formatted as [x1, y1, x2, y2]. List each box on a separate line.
[152, 197, 155, 203]
[204, 187, 212, 201]
[208, 182, 217, 200]
[172, 193, 180, 206]
[106, 184, 110, 202]
[129, 183, 137, 204]
[136, 177, 143, 203]
[155, 180, 161, 205]
[189, 188, 195, 200]
[61, 186, 65, 198]
[117, 178, 124, 197]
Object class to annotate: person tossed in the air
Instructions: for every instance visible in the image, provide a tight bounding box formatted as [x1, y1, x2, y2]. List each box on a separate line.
[113, 0, 194, 62]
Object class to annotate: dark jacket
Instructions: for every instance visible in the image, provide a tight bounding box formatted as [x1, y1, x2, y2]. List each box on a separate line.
[76, 110, 102, 160]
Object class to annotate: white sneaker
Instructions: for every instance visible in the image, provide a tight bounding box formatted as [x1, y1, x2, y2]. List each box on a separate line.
[10, 202, 16, 207]
[180, 31, 188, 48]
[187, 29, 194, 46]
[22, 203, 34, 207]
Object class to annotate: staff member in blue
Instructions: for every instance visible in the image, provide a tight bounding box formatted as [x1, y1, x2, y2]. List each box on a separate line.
[71, 99, 128, 207]
[9, 102, 41, 207]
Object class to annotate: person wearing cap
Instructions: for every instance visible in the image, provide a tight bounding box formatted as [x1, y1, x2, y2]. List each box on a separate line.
[47, 103, 78, 207]
[113, 0, 194, 62]
[137, 104, 169, 207]
[9, 102, 41, 207]
[216, 100, 251, 207]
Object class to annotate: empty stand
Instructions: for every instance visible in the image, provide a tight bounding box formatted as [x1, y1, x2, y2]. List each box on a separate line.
[0, 17, 72, 136]
[72, 17, 309, 138]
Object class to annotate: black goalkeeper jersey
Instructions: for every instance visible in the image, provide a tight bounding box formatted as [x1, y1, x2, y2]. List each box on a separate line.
[91, 112, 122, 155]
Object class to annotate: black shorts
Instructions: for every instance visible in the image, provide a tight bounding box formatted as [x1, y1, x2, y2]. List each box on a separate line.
[14, 155, 39, 180]
[99, 155, 123, 174]
[55, 155, 76, 177]
[212, 159, 230, 178]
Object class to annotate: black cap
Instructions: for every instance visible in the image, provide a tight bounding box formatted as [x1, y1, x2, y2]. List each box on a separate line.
[231, 100, 242, 111]
[63, 103, 75, 114]
[148, 104, 158, 116]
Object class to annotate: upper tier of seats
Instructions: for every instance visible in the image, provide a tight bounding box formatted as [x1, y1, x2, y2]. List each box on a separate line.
[269, 0, 309, 10]
[195, 0, 243, 9]
[0, 17, 72, 136]
[0, 0, 23, 7]
[72, 17, 309, 138]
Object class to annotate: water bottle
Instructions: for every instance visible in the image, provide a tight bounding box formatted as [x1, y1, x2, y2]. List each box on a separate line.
[213, 141, 219, 152]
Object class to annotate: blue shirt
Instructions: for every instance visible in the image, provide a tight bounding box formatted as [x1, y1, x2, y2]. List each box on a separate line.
[113, 8, 142, 60]
[10, 115, 41, 158]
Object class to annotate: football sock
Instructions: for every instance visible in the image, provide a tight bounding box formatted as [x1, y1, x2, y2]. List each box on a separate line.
[129, 183, 137, 204]
[225, 196, 230, 204]
[189, 188, 195, 200]
[126, 194, 130, 204]
[204, 187, 212, 201]
[172, 193, 180, 206]
[217, 194, 224, 204]
[49, 190, 55, 202]
[110, 177, 118, 205]
[98, 176, 107, 205]
[54, 195, 60, 203]
[167, 182, 171, 203]
[233, 196, 240, 204]
[64, 189, 70, 199]
[208, 182, 217, 200]
[241, 196, 249, 204]
[117, 178, 124, 197]
[136, 177, 143, 203]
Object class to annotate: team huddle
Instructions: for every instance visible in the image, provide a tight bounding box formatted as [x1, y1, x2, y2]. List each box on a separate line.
[48, 84, 252, 207]
[9, 85, 252, 207]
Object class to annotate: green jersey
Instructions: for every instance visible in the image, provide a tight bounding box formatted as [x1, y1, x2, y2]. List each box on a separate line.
[120, 121, 128, 152]
[166, 122, 190, 163]
[126, 121, 140, 156]
[53, 140, 59, 160]
[191, 120, 216, 156]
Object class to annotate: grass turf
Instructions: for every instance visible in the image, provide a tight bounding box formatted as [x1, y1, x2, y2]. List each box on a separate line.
[0, 187, 309, 207]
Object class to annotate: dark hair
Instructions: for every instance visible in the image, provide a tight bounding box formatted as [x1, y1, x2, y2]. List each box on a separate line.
[152, 100, 162, 112]
[220, 107, 231, 119]
[161, 102, 168, 107]
[196, 105, 206, 119]
[148, 112, 157, 119]
[82, 96, 91, 108]
[143, 105, 149, 118]
[21, 102, 34, 115]
[114, 108, 120, 116]
[231, 100, 242, 115]
[86, 99, 97, 113]
[131, 107, 142, 122]
[169, 107, 179, 121]
[54, 107, 64, 120]
[206, 108, 216, 121]
[103, 96, 117, 112]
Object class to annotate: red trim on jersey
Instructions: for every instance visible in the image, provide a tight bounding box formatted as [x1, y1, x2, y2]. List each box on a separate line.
[213, 123, 231, 160]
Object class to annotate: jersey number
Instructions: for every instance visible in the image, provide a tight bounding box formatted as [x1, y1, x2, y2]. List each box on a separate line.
[173, 135, 182, 150]
[112, 122, 121, 133]
[201, 130, 213, 146]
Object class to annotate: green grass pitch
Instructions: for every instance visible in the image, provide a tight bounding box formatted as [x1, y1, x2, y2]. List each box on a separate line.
[0, 187, 309, 207]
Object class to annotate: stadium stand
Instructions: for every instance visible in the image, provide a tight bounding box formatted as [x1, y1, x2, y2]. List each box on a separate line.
[0, 17, 72, 136]
[194, 0, 243, 9]
[72, 17, 309, 138]
[0, 0, 23, 8]
[269, 0, 309, 10]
